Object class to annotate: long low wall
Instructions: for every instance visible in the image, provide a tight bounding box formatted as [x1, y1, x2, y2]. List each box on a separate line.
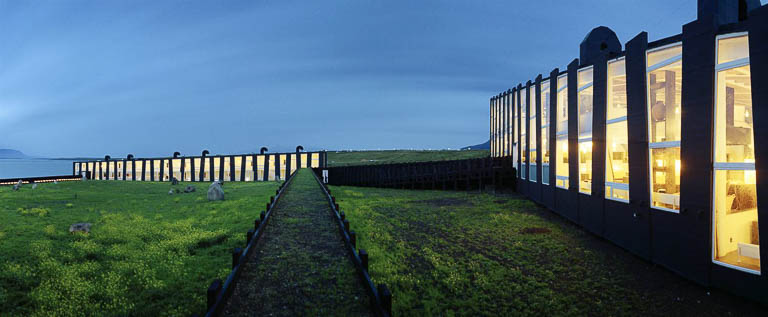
[73, 151, 327, 182]
[316, 157, 515, 191]
[0, 174, 83, 186]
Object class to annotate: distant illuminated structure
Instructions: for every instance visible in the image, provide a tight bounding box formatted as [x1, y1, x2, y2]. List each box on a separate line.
[490, 0, 768, 303]
[73, 149, 327, 182]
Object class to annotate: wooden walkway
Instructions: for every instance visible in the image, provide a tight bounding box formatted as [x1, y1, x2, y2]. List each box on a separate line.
[222, 169, 371, 316]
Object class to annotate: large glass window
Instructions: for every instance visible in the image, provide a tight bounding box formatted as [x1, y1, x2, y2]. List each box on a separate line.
[193, 158, 201, 181]
[235, 156, 243, 181]
[647, 44, 682, 211]
[542, 79, 551, 185]
[521, 88, 527, 179]
[578, 67, 594, 194]
[492, 98, 497, 157]
[513, 92, 519, 176]
[503, 94, 508, 157]
[491, 99, 495, 157]
[606, 58, 630, 202]
[712, 33, 759, 273]
[311, 153, 320, 168]
[117, 162, 124, 180]
[555, 75, 569, 189]
[280, 154, 288, 180]
[184, 158, 192, 181]
[508, 93, 514, 159]
[530, 85, 538, 182]
[133, 161, 141, 181]
[153, 160, 161, 181]
[172, 159, 181, 181]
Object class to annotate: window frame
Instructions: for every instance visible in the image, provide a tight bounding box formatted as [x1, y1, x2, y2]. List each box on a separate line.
[577, 66, 594, 195]
[555, 73, 569, 189]
[711, 32, 760, 275]
[521, 87, 528, 180]
[646, 42, 683, 213]
[542, 78, 552, 185]
[530, 84, 538, 182]
[605, 57, 630, 203]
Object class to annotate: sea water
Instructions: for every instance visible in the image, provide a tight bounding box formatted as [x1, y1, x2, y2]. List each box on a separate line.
[0, 159, 75, 179]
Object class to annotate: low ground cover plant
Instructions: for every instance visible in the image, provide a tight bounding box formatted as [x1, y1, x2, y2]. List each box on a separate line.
[0, 180, 278, 316]
[331, 186, 768, 316]
[327, 150, 488, 167]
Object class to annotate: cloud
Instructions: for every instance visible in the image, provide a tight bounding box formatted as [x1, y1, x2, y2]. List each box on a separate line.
[0, 0, 697, 157]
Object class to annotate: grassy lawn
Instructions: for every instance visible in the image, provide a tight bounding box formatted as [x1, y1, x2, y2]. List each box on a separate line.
[327, 150, 488, 167]
[0, 180, 279, 316]
[331, 186, 768, 316]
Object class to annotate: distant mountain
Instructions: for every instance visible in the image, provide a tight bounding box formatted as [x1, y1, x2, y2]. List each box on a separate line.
[0, 149, 27, 159]
[461, 140, 490, 150]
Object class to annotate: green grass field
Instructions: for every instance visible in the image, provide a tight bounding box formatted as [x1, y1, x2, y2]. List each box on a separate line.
[327, 150, 488, 167]
[331, 186, 768, 316]
[0, 180, 279, 316]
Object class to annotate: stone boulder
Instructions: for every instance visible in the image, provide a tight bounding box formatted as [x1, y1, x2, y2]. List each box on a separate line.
[184, 185, 196, 193]
[207, 181, 225, 201]
[69, 223, 92, 234]
[168, 189, 174, 195]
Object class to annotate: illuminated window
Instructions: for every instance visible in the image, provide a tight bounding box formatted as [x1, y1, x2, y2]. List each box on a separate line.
[221, 156, 231, 181]
[555, 74, 569, 189]
[498, 97, 502, 157]
[257, 155, 265, 180]
[521, 87, 528, 179]
[153, 160, 161, 181]
[501, 95, 506, 157]
[290, 154, 298, 174]
[268, 155, 278, 181]
[530, 85, 538, 182]
[116, 162, 123, 180]
[606, 58, 629, 202]
[506, 91, 517, 162]
[712, 33, 759, 274]
[542, 79, 551, 185]
[126, 161, 133, 180]
[647, 43, 682, 211]
[134, 161, 142, 180]
[280, 154, 288, 179]
[578, 67, 593, 194]
[311, 153, 320, 168]
[301, 153, 308, 168]
[513, 91, 519, 177]
[192, 158, 200, 180]
[184, 158, 192, 181]
[491, 98, 496, 157]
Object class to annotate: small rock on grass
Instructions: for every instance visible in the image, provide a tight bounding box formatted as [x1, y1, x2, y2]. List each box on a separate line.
[208, 181, 225, 201]
[69, 223, 92, 234]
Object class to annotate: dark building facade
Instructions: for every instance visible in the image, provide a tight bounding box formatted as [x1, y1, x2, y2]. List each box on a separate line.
[490, 0, 768, 304]
[73, 151, 327, 182]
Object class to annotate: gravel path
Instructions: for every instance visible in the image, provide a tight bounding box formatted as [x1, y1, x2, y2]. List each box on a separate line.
[222, 169, 371, 316]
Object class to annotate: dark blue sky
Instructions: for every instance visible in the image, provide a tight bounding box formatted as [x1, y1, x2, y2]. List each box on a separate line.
[0, 0, 735, 157]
